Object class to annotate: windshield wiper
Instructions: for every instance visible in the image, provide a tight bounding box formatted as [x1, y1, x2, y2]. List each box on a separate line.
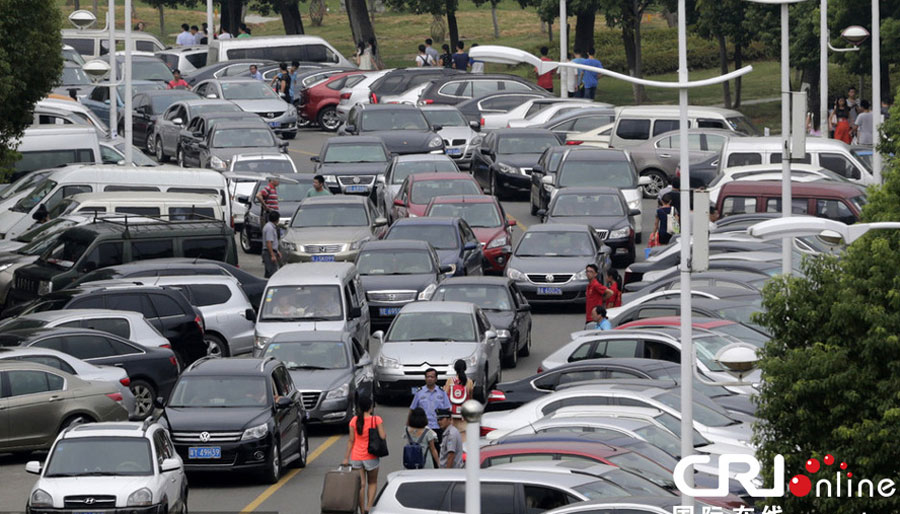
[262, 316, 334, 322]
[60, 471, 121, 477]
[288, 365, 331, 370]
[408, 337, 457, 342]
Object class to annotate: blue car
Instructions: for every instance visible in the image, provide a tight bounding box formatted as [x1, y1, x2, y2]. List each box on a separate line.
[81, 80, 166, 128]
[384, 216, 484, 277]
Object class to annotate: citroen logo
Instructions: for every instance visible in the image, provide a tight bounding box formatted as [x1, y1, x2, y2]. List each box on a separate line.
[84, 498, 95, 505]
[545, 274, 554, 283]
[199, 432, 211, 442]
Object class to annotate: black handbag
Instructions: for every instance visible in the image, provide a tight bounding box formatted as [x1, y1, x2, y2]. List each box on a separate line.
[367, 417, 389, 457]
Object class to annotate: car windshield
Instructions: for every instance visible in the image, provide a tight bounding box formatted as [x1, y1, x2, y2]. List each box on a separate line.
[632, 423, 686, 456]
[12, 217, 77, 244]
[386, 312, 476, 342]
[572, 479, 630, 499]
[423, 109, 467, 127]
[852, 149, 873, 172]
[606, 453, 675, 488]
[0, 172, 48, 201]
[357, 249, 434, 275]
[497, 135, 558, 154]
[117, 83, 165, 99]
[233, 159, 295, 174]
[193, 102, 243, 116]
[0, 318, 48, 331]
[61, 66, 91, 85]
[392, 160, 458, 184]
[651, 411, 713, 447]
[411, 179, 481, 204]
[121, 60, 173, 82]
[264, 341, 348, 370]
[427, 202, 502, 228]
[431, 285, 512, 311]
[212, 128, 274, 148]
[559, 160, 637, 189]
[712, 322, 769, 346]
[550, 194, 624, 217]
[151, 92, 196, 113]
[655, 391, 737, 427]
[260, 285, 343, 321]
[168, 376, 270, 407]
[726, 116, 759, 136]
[515, 230, 594, 257]
[269, 182, 312, 201]
[12, 179, 57, 213]
[112, 142, 157, 166]
[19, 231, 64, 257]
[221, 81, 280, 100]
[361, 110, 429, 131]
[387, 224, 458, 249]
[39, 235, 91, 269]
[323, 144, 387, 163]
[291, 204, 369, 227]
[44, 438, 153, 477]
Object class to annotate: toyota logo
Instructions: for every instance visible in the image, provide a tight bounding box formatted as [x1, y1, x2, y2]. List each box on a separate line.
[84, 498, 95, 505]
[199, 432, 211, 442]
[545, 274, 554, 283]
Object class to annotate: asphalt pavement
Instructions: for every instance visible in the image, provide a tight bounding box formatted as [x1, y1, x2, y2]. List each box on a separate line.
[0, 128, 659, 514]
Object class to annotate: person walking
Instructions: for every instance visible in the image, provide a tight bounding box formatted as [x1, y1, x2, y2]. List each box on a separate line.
[248, 64, 263, 81]
[579, 48, 603, 100]
[831, 96, 852, 144]
[436, 409, 464, 468]
[443, 360, 475, 440]
[403, 407, 439, 469]
[218, 27, 233, 40]
[189, 25, 201, 45]
[305, 175, 333, 197]
[167, 70, 189, 90]
[584, 264, 613, 324]
[654, 193, 677, 245]
[261, 211, 282, 278]
[585, 306, 612, 330]
[409, 368, 451, 467]
[289, 61, 301, 101]
[558, 53, 577, 98]
[604, 269, 622, 309]
[535, 46, 554, 93]
[341, 396, 385, 514]
[424, 39, 440, 64]
[256, 176, 280, 215]
[439, 44, 453, 68]
[415, 45, 435, 67]
[271, 62, 292, 103]
[451, 41, 468, 71]
[853, 99, 874, 146]
[176, 24, 193, 46]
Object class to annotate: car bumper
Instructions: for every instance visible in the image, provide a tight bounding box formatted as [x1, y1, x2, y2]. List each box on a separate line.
[482, 246, 512, 273]
[603, 235, 634, 257]
[376, 364, 484, 394]
[444, 146, 472, 167]
[497, 172, 532, 192]
[28, 505, 165, 514]
[515, 279, 589, 303]
[305, 395, 354, 424]
[282, 249, 360, 263]
[174, 437, 273, 472]
[263, 115, 298, 135]
[326, 184, 377, 197]
[367, 302, 415, 330]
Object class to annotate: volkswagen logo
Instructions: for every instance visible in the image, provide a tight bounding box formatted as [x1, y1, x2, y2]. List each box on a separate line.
[545, 274, 554, 283]
[84, 498, 95, 505]
[199, 431, 211, 442]
[352, 176, 361, 184]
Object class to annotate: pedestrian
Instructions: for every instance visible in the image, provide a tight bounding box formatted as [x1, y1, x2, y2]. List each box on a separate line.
[436, 408, 464, 469]
[256, 176, 280, 215]
[200, 23, 209, 44]
[261, 210, 282, 278]
[854, 99, 874, 146]
[831, 96, 852, 144]
[288, 60, 300, 101]
[248, 64, 263, 81]
[535, 46, 554, 93]
[578, 48, 603, 100]
[451, 41, 468, 71]
[218, 26, 233, 40]
[439, 44, 453, 68]
[655, 193, 677, 245]
[306, 174, 333, 197]
[584, 264, 613, 324]
[585, 306, 612, 330]
[882, 98, 891, 120]
[134, 21, 146, 32]
[443, 359, 475, 440]
[847, 87, 859, 125]
[415, 44, 435, 67]
[403, 407, 439, 469]
[167, 69, 189, 90]
[341, 395, 385, 514]
[558, 53, 577, 98]
[424, 38, 440, 64]
[363, 38, 378, 70]
[409, 368, 451, 468]
[238, 23, 251, 38]
[354, 41, 366, 67]
[31, 204, 49, 226]
[271, 62, 292, 103]
[604, 269, 622, 309]
[189, 25, 201, 45]
[176, 24, 193, 46]
[469, 44, 484, 73]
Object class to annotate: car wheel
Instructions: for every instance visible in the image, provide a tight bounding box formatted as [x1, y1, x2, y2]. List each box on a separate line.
[317, 107, 341, 132]
[518, 328, 532, 357]
[155, 136, 168, 162]
[130, 379, 156, 419]
[60, 414, 93, 432]
[282, 131, 297, 140]
[262, 443, 281, 484]
[641, 169, 667, 198]
[241, 225, 261, 254]
[502, 340, 518, 368]
[146, 132, 156, 154]
[295, 424, 308, 468]
[477, 371, 489, 402]
[205, 334, 229, 357]
[177, 147, 186, 168]
[530, 189, 538, 216]
[490, 172, 499, 198]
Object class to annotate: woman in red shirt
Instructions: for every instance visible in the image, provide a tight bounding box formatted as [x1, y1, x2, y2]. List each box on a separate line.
[604, 269, 622, 309]
[342, 396, 386, 514]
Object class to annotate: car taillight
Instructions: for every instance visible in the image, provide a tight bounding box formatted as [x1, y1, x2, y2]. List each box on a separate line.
[169, 356, 178, 367]
[423, 99, 434, 104]
[106, 392, 123, 402]
[566, 140, 583, 145]
[230, 215, 235, 229]
[160, 343, 171, 349]
[537, 366, 543, 373]
[194, 315, 205, 334]
[487, 390, 506, 403]
[480, 426, 496, 437]
[119, 377, 131, 387]
[480, 117, 485, 126]
[340, 92, 351, 100]
[370, 92, 378, 103]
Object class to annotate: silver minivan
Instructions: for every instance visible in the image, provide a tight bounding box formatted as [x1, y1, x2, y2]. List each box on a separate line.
[609, 105, 757, 149]
[254, 262, 370, 352]
[207, 35, 353, 67]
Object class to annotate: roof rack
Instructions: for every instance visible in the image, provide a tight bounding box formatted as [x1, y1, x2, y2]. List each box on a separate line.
[185, 355, 217, 373]
[259, 356, 277, 372]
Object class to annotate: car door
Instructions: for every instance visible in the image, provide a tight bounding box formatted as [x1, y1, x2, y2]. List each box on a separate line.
[510, 284, 531, 350]
[160, 104, 185, 154]
[271, 366, 301, 459]
[152, 428, 183, 508]
[350, 338, 373, 396]
[343, 282, 364, 345]
[132, 95, 151, 144]
[520, 484, 581, 512]
[2, 368, 68, 449]
[446, 482, 517, 514]
[0, 376, 8, 446]
[472, 133, 495, 187]
[458, 221, 482, 275]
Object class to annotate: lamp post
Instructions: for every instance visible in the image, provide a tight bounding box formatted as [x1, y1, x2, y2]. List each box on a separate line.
[819, 19, 866, 139]
[871, 0, 881, 182]
[558, 0, 566, 99]
[747, 216, 900, 243]
[124, 0, 133, 165]
[208, 0, 214, 42]
[108, 0, 117, 139]
[461, 400, 483, 514]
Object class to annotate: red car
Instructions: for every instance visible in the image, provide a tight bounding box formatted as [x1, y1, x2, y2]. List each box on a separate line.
[616, 316, 769, 346]
[299, 71, 365, 131]
[390, 172, 483, 221]
[424, 195, 515, 273]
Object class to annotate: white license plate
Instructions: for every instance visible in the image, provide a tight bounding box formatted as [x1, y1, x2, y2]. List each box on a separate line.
[189, 446, 221, 459]
[537, 287, 563, 295]
[446, 148, 462, 156]
[345, 185, 367, 193]
[379, 307, 401, 316]
[312, 255, 335, 262]
[269, 121, 279, 127]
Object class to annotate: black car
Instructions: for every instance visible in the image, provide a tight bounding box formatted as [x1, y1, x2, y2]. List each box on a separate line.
[623, 241, 781, 285]
[153, 99, 244, 162]
[339, 104, 445, 156]
[384, 217, 484, 277]
[470, 128, 561, 198]
[163, 357, 308, 483]
[427, 276, 532, 368]
[540, 186, 638, 265]
[178, 119, 285, 169]
[239, 174, 315, 254]
[178, 110, 265, 162]
[14, 285, 207, 366]
[529, 145, 572, 215]
[455, 91, 552, 125]
[368, 67, 463, 104]
[0, 326, 179, 418]
[418, 74, 547, 106]
[133, 89, 199, 153]
[355, 239, 450, 330]
[183, 59, 277, 86]
[311, 136, 391, 197]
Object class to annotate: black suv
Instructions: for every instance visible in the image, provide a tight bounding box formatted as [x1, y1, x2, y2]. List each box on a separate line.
[7, 285, 207, 366]
[163, 357, 308, 483]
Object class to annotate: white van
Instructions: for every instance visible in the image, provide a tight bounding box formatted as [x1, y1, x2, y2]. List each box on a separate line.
[61, 29, 165, 57]
[12, 126, 101, 182]
[718, 136, 876, 186]
[207, 35, 353, 67]
[609, 105, 757, 149]
[53, 192, 225, 221]
[0, 164, 231, 239]
[32, 97, 109, 137]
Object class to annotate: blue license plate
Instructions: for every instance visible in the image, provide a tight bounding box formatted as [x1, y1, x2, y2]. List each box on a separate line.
[446, 148, 462, 156]
[312, 255, 335, 262]
[345, 185, 367, 193]
[379, 307, 401, 316]
[537, 287, 563, 295]
[269, 121, 279, 127]
[189, 446, 221, 459]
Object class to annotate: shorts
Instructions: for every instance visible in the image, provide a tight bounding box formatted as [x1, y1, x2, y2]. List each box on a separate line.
[350, 458, 379, 471]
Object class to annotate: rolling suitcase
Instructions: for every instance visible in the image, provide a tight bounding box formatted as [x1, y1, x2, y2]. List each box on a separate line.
[321, 465, 361, 514]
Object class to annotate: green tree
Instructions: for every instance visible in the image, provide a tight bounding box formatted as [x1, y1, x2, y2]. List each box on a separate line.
[0, 0, 63, 176]
[753, 98, 900, 513]
[598, 0, 657, 103]
[385, 0, 461, 50]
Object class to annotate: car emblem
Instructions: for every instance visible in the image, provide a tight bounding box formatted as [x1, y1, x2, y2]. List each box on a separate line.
[403, 141, 408, 145]
[387, 293, 397, 301]
[352, 176, 361, 184]
[267, 112, 275, 118]
[545, 274, 554, 283]
[199, 431, 211, 442]
[84, 498, 95, 505]
[319, 246, 328, 253]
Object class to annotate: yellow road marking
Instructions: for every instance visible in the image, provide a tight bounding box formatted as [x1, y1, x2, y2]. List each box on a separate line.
[240, 434, 342, 513]
[288, 148, 317, 157]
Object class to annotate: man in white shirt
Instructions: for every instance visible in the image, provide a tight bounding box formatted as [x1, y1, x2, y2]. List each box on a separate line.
[558, 53, 577, 98]
[176, 24, 194, 46]
[854, 99, 874, 146]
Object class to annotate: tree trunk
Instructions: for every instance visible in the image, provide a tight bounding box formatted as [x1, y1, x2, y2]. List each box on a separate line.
[733, 42, 743, 108]
[491, 3, 499, 38]
[74, 0, 80, 10]
[220, 0, 244, 35]
[801, 65, 820, 129]
[547, 20, 552, 43]
[881, 60, 891, 104]
[629, 3, 647, 103]
[279, 0, 305, 34]
[157, 5, 165, 39]
[662, 7, 677, 28]
[540, 21, 546, 34]
[717, 33, 732, 109]
[92, 0, 98, 16]
[346, 0, 381, 67]
[573, 9, 594, 53]
[447, 6, 460, 51]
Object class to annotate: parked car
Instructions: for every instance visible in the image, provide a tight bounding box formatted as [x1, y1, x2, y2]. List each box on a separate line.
[384, 217, 484, 277]
[176, 110, 264, 165]
[183, 59, 277, 86]
[417, 74, 547, 106]
[153, 99, 243, 162]
[536, 107, 617, 143]
[61, 28, 164, 57]
[9, 126, 100, 183]
[131, 89, 200, 153]
[206, 34, 352, 67]
[239, 174, 315, 253]
[0, 308, 171, 351]
[707, 163, 853, 204]
[421, 105, 482, 168]
[281, 195, 388, 263]
[335, 70, 390, 119]
[302, 70, 366, 131]
[715, 180, 865, 223]
[609, 105, 757, 149]
[312, 136, 391, 197]
[193, 78, 299, 139]
[481, 98, 591, 130]
[156, 44, 208, 72]
[51, 61, 94, 100]
[368, 67, 463, 104]
[339, 104, 445, 155]
[390, 172, 483, 220]
[81, 80, 166, 123]
[423, 194, 515, 273]
[377, 154, 461, 218]
[621, 270, 768, 304]
[455, 91, 552, 125]
[528, 146, 572, 215]
[470, 128, 561, 198]
[626, 128, 734, 197]
[177, 119, 286, 170]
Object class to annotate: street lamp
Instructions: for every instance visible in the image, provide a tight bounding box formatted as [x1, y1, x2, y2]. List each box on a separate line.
[747, 216, 900, 244]
[819, 17, 868, 139]
[68, 10, 98, 29]
[461, 399, 484, 514]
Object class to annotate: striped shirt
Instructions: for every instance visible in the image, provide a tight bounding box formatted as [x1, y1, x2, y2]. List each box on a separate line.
[260, 184, 279, 212]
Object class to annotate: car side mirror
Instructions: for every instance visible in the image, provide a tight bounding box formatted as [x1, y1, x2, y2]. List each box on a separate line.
[279, 140, 289, 149]
[173, 117, 183, 126]
[349, 306, 362, 319]
[25, 461, 42, 475]
[469, 120, 481, 132]
[310, 156, 320, 162]
[245, 308, 256, 321]
[464, 241, 478, 250]
[485, 330, 497, 340]
[355, 357, 372, 369]
[629, 209, 641, 216]
[276, 396, 293, 409]
[373, 330, 384, 343]
[160, 458, 182, 472]
[517, 304, 531, 312]
[638, 176, 652, 186]
[393, 198, 406, 207]
[598, 246, 611, 256]
[154, 395, 166, 408]
[431, 124, 443, 132]
[236, 195, 249, 204]
[541, 175, 553, 185]
[438, 265, 453, 274]
[374, 217, 387, 227]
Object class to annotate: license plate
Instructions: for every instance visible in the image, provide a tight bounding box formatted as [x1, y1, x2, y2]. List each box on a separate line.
[312, 255, 335, 262]
[537, 287, 563, 295]
[379, 307, 401, 316]
[189, 446, 221, 459]
[269, 121, 279, 127]
[446, 148, 462, 156]
[345, 185, 367, 193]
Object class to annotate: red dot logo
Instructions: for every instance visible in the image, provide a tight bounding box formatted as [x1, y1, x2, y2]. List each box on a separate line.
[789, 475, 812, 497]
[847, 472, 853, 478]
[805, 458, 820, 473]
[840, 462, 848, 470]
[824, 454, 835, 466]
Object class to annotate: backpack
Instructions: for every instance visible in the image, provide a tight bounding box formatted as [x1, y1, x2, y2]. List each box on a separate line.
[417, 55, 432, 67]
[448, 380, 467, 416]
[402, 427, 428, 469]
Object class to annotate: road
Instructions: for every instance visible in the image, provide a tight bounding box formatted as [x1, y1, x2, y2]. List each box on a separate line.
[0, 128, 659, 514]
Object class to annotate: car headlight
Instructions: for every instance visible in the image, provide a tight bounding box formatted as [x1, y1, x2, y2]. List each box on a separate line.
[376, 353, 401, 369]
[210, 155, 227, 170]
[30, 489, 52, 508]
[377, 174, 385, 184]
[574, 269, 588, 280]
[281, 241, 297, 252]
[0, 263, 12, 273]
[627, 199, 641, 211]
[254, 336, 270, 349]
[496, 329, 511, 340]
[325, 383, 350, 400]
[487, 234, 508, 249]
[241, 423, 269, 441]
[463, 353, 479, 369]
[38, 280, 52, 295]
[609, 227, 630, 239]
[127, 488, 152, 507]
[497, 162, 518, 175]
[324, 175, 337, 184]
[428, 136, 443, 148]
[418, 282, 437, 300]
[506, 267, 525, 280]
[443, 263, 456, 277]
[288, 104, 297, 116]
[543, 183, 554, 192]
[350, 237, 371, 250]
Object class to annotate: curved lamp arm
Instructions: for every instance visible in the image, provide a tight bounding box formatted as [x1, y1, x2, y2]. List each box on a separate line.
[828, 42, 861, 53]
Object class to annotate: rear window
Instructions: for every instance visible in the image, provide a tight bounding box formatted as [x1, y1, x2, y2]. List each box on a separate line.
[185, 53, 207, 68]
[116, 206, 160, 216]
[721, 196, 757, 216]
[182, 237, 229, 261]
[131, 240, 174, 260]
[63, 38, 94, 55]
[394, 482, 450, 510]
[727, 152, 762, 167]
[184, 284, 232, 306]
[14, 149, 95, 174]
[616, 119, 651, 140]
[170, 207, 216, 220]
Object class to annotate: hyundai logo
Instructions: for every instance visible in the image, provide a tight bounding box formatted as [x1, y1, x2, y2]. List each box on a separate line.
[199, 431, 211, 442]
[84, 498, 95, 505]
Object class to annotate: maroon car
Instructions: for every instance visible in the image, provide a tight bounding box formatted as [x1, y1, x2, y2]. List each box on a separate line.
[299, 71, 365, 131]
[390, 172, 484, 221]
[424, 194, 515, 273]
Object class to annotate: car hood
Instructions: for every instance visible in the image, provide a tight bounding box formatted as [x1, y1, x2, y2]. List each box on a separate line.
[483, 310, 514, 331]
[495, 154, 543, 169]
[212, 148, 281, 161]
[507, 255, 594, 274]
[545, 215, 629, 231]
[287, 368, 352, 393]
[436, 248, 463, 266]
[702, 421, 754, 446]
[379, 341, 480, 364]
[164, 406, 270, 432]
[282, 226, 373, 245]
[273, 200, 302, 219]
[362, 131, 439, 153]
[38, 476, 163, 504]
[230, 98, 289, 113]
[360, 273, 436, 293]
[257, 321, 347, 338]
[0, 209, 26, 236]
[471, 226, 506, 244]
[318, 161, 388, 176]
[438, 126, 475, 142]
[0, 240, 26, 253]
[0, 252, 34, 266]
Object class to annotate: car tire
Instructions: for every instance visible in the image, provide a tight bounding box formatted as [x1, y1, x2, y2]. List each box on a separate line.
[641, 169, 667, 198]
[475, 371, 489, 403]
[530, 189, 538, 216]
[490, 172, 500, 199]
[294, 424, 308, 468]
[282, 131, 297, 140]
[518, 328, 532, 357]
[60, 414, 93, 433]
[155, 136, 168, 162]
[262, 443, 281, 484]
[205, 333, 229, 357]
[146, 132, 156, 155]
[241, 225, 262, 254]
[317, 107, 341, 132]
[130, 379, 156, 419]
[177, 147, 186, 168]
[502, 340, 518, 368]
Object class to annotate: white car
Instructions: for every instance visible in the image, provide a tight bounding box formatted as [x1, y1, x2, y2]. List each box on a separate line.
[421, 105, 480, 169]
[0, 309, 171, 350]
[26, 420, 187, 513]
[508, 101, 609, 128]
[481, 98, 591, 130]
[568, 122, 614, 148]
[707, 163, 849, 204]
[378, 81, 430, 105]
[227, 154, 299, 224]
[336, 70, 390, 120]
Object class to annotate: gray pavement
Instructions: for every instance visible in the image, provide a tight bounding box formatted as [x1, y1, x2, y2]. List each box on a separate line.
[0, 128, 659, 514]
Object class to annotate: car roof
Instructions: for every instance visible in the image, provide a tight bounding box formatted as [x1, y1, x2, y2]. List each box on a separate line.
[524, 223, 592, 233]
[395, 153, 454, 162]
[492, 128, 556, 136]
[212, 120, 271, 130]
[490, 459, 617, 476]
[143, 89, 199, 97]
[408, 172, 473, 181]
[0, 360, 70, 373]
[548, 357, 681, 374]
[718, 180, 863, 196]
[360, 239, 433, 251]
[420, 105, 463, 111]
[564, 147, 629, 160]
[269, 330, 348, 343]
[385, 467, 601, 487]
[399, 301, 475, 314]
[301, 194, 370, 206]
[427, 194, 497, 204]
[0, 346, 80, 360]
[185, 356, 278, 376]
[63, 422, 151, 439]
[724, 135, 852, 151]
[266, 262, 357, 287]
[617, 105, 744, 118]
[483, 439, 625, 458]
[440, 276, 512, 287]
[15, 309, 145, 322]
[0, 326, 125, 342]
[359, 103, 420, 111]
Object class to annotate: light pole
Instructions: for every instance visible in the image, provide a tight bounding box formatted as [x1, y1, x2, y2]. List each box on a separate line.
[461, 400, 483, 514]
[208, 0, 214, 41]
[108, 0, 117, 139]
[124, 0, 133, 165]
[558, 0, 566, 99]
[819, 19, 866, 139]
[871, 0, 881, 182]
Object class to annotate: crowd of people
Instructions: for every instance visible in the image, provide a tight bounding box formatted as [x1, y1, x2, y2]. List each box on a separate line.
[810, 86, 890, 146]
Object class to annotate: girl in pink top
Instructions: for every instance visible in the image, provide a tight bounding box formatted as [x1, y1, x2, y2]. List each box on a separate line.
[342, 396, 385, 514]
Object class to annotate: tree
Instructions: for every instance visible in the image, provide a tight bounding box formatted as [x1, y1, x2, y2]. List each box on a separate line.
[145, 0, 182, 42]
[753, 98, 900, 514]
[253, 0, 306, 34]
[516, 0, 599, 59]
[599, 0, 656, 103]
[346, 0, 382, 66]
[0, 0, 63, 176]
[385, 0, 459, 50]
[472, 0, 500, 39]
[830, 0, 900, 102]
